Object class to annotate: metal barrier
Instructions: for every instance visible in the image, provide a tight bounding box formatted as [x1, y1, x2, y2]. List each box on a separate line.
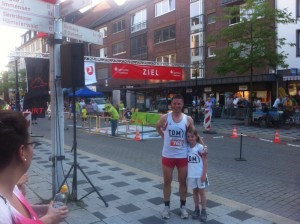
[221, 107, 249, 120]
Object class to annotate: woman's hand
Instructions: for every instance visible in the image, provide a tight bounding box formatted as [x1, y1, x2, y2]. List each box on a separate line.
[40, 202, 68, 224]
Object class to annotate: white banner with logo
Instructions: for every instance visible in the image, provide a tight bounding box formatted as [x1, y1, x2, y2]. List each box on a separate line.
[84, 62, 97, 85]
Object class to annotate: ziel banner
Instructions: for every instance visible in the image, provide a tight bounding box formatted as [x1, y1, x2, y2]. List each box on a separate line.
[112, 63, 182, 80]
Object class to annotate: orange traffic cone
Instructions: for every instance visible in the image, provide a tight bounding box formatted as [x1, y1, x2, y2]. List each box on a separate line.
[273, 130, 281, 143]
[231, 127, 238, 138]
[135, 129, 141, 141]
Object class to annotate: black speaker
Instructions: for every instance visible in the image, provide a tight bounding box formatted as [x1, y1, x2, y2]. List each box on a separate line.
[60, 43, 85, 88]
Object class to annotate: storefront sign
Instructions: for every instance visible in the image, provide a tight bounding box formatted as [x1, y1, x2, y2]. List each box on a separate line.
[112, 64, 182, 80]
[283, 76, 300, 81]
[204, 87, 212, 92]
[239, 85, 248, 91]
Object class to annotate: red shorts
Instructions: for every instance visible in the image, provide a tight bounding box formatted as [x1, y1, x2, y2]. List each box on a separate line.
[162, 157, 187, 168]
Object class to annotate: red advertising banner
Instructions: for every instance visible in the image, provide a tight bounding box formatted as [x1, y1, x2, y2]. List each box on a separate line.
[112, 63, 183, 80]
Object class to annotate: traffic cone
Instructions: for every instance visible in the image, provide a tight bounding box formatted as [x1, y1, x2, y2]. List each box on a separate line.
[134, 129, 141, 141]
[231, 127, 238, 138]
[273, 130, 281, 143]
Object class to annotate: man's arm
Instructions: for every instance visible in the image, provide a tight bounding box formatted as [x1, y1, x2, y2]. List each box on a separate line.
[156, 114, 167, 138]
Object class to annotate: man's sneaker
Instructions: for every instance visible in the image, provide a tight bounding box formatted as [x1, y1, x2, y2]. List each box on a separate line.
[162, 206, 170, 219]
[180, 206, 189, 219]
[200, 209, 207, 222]
[191, 208, 200, 219]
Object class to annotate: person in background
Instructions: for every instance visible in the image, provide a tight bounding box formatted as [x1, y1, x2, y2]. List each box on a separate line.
[91, 100, 98, 115]
[272, 95, 282, 109]
[210, 94, 216, 106]
[105, 104, 120, 136]
[283, 95, 294, 118]
[0, 110, 68, 224]
[118, 101, 125, 122]
[81, 105, 88, 128]
[75, 99, 80, 120]
[253, 97, 262, 111]
[187, 127, 208, 222]
[204, 97, 213, 117]
[156, 94, 194, 220]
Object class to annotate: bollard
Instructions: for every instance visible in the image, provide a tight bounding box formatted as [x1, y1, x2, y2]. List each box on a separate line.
[234, 133, 247, 161]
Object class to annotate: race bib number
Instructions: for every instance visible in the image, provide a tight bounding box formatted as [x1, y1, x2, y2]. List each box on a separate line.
[170, 139, 184, 147]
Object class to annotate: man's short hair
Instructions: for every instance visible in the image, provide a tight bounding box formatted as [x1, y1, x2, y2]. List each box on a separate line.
[171, 94, 184, 102]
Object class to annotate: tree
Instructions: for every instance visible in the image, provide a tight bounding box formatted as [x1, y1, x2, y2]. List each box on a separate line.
[0, 68, 27, 102]
[211, 0, 297, 123]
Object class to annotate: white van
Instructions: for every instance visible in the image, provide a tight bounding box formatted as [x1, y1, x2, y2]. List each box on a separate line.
[87, 98, 106, 114]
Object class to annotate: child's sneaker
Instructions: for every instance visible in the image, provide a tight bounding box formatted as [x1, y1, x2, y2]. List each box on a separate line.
[200, 209, 207, 222]
[191, 208, 200, 219]
[161, 206, 170, 219]
[180, 206, 189, 219]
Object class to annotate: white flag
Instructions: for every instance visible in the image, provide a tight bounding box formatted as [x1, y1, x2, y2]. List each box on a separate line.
[84, 62, 97, 85]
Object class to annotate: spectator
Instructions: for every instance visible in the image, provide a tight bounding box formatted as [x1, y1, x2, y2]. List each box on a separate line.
[0, 110, 68, 224]
[105, 104, 120, 136]
[272, 96, 282, 109]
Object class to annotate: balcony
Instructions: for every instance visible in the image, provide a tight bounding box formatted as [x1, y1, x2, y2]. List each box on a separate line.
[221, 0, 243, 6]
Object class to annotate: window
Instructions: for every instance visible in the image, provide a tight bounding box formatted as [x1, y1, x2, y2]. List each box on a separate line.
[155, 0, 175, 17]
[112, 41, 126, 55]
[130, 34, 147, 59]
[154, 25, 176, 44]
[99, 26, 107, 38]
[97, 68, 108, 79]
[207, 13, 216, 24]
[297, 30, 300, 57]
[230, 41, 251, 57]
[229, 9, 240, 25]
[131, 9, 147, 33]
[99, 48, 107, 58]
[208, 46, 216, 57]
[156, 54, 176, 63]
[112, 20, 125, 33]
[191, 61, 204, 79]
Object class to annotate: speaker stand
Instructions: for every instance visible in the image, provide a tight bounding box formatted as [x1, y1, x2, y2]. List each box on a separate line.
[58, 87, 108, 207]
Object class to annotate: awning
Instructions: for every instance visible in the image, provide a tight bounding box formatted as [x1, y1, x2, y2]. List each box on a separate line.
[283, 76, 300, 81]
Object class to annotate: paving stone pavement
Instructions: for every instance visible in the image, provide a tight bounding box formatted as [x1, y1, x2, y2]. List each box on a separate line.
[25, 137, 299, 224]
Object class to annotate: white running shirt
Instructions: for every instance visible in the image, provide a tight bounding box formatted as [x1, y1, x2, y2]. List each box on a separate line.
[187, 143, 205, 178]
[162, 112, 188, 158]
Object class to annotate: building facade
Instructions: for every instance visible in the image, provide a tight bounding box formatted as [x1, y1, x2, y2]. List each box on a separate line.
[14, 0, 299, 110]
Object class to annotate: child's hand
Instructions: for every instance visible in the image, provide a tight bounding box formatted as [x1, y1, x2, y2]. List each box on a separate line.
[201, 174, 206, 183]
